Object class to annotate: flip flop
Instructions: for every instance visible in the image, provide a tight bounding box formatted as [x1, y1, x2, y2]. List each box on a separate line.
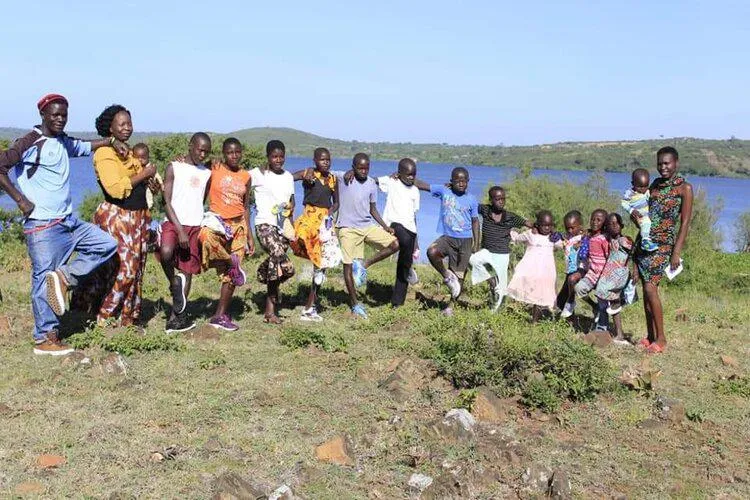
[637, 338, 651, 348]
[264, 314, 282, 325]
[646, 343, 665, 354]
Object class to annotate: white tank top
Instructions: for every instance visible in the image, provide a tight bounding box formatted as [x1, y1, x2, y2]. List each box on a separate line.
[170, 161, 211, 226]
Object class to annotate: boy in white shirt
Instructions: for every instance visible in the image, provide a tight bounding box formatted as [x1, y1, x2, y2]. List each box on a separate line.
[378, 158, 420, 306]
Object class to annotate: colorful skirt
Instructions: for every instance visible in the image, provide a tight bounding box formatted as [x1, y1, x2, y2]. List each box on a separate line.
[635, 243, 673, 286]
[290, 205, 329, 268]
[199, 215, 248, 283]
[256, 223, 295, 284]
[72, 202, 150, 325]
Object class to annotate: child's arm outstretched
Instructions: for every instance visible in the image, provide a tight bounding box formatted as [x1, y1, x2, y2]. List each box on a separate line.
[413, 178, 431, 192]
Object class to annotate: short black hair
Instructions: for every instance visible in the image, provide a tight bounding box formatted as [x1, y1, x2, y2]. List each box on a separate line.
[488, 185, 505, 197]
[266, 140, 285, 155]
[190, 132, 211, 145]
[314, 147, 330, 159]
[132, 142, 149, 154]
[451, 166, 469, 179]
[536, 209, 554, 224]
[95, 104, 129, 138]
[563, 210, 583, 224]
[607, 212, 624, 228]
[657, 146, 679, 160]
[353, 152, 370, 164]
[398, 158, 416, 173]
[223, 137, 242, 151]
[632, 168, 650, 187]
[592, 208, 608, 219]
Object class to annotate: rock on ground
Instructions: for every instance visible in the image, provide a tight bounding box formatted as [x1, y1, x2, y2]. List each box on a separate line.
[314, 435, 356, 466]
[212, 472, 267, 500]
[98, 353, 128, 375]
[407, 472, 434, 492]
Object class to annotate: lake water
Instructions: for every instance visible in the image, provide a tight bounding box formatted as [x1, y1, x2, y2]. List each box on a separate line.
[3, 156, 748, 254]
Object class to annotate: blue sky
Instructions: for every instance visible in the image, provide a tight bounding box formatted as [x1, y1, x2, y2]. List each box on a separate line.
[1, 0, 748, 145]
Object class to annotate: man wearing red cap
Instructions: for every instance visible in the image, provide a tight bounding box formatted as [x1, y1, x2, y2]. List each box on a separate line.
[0, 94, 128, 355]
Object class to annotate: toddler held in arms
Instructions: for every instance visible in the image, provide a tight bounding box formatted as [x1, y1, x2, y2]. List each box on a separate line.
[621, 168, 658, 252]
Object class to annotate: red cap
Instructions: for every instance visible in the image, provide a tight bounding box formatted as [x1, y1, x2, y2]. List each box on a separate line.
[37, 93, 68, 111]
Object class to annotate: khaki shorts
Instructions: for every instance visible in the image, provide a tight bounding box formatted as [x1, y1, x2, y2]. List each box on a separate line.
[338, 226, 396, 264]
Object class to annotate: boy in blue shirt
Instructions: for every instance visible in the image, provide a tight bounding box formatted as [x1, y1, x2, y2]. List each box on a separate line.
[414, 167, 479, 314]
[0, 94, 123, 355]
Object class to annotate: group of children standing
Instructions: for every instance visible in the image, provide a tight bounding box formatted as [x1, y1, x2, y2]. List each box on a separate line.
[154, 137, 653, 342]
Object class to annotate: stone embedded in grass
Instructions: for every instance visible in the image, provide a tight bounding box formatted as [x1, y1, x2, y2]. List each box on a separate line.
[720, 355, 738, 367]
[211, 472, 267, 499]
[61, 351, 91, 368]
[378, 358, 433, 402]
[420, 472, 470, 499]
[35, 454, 66, 468]
[470, 387, 510, 423]
[97, 353, 128, 376]
[655, 396, 685, 423]
[14, 481, 46, 495]
[549, 469, 572, 499]
[314, 435, 356, 466]
[522, 463, 553, 494]
[186, 325, 220, 342]
[429, 408, 477, 443]
[582, 331, 613, 348]
[268, 484, 294, 500]
[407, 473, 434, 492]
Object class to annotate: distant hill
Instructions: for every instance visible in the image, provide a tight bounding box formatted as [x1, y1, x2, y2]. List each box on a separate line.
[2, 126, 749, 177]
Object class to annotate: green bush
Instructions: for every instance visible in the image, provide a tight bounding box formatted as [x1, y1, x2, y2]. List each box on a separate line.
[415, 309, 617, 412]
[67, 324, 183, 355]
[279, 325, 348, 353]
[734, 211, 750, 252]
[77, 191, 105, 222]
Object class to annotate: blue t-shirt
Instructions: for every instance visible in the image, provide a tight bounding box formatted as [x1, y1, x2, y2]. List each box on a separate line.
[430, 184, 478, 239]
[13, 134, 91, 219]
[334, 171, 378, 229]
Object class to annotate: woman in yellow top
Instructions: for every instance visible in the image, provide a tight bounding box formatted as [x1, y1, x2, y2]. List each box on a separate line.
[79, 104, 157, 326]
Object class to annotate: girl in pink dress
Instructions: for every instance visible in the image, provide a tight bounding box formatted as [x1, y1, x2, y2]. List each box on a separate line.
[507, 210, 563, 322]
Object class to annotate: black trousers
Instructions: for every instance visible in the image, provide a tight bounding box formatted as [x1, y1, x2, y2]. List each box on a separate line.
[391, 223, 417, 306]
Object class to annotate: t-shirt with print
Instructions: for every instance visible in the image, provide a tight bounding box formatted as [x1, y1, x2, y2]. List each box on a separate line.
[430, 184, 478, 239]
[378, 176, 420, 234]
[302, 170, 336, 209]
[478, 205, 525, 254]
[13, 133, 91, 220]
[333, 171, 378, 229]
[250, 167, 294, 227]
[208, 162, 251, 220]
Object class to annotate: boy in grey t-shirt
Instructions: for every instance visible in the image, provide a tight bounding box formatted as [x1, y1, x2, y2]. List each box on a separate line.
[335, 153, 399, 318]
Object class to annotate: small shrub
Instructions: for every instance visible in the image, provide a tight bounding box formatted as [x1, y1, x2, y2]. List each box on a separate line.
[715, 376, 750, 398]
[415, 309, 616, 412]
[77, 191, 104, 223]
[455, 388, 478, 410]
[67, 324, 183, 355]
[279, 326, 348, 353]
[199, 352, 227, 370]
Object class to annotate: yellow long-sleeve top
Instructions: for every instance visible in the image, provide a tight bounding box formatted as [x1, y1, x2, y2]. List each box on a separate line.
[93, 147, 148, 210]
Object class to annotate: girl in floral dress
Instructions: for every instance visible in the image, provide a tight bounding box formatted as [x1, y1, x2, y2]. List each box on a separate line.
[594, 213, 633, 343]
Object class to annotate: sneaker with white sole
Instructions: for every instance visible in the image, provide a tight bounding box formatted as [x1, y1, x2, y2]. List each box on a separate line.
[33, 330, 74, 356]
[44, 270, 68, 316]
[492, 287, 504, 312]
[351, 303, 368, 319]
[443, 271, 461, 299]
[208, 314, 239, 331]
[171, 272, 187, 314]
[560, 301, 575, 319]
[407, 268, 419, 285]
[606, 303, 623, 315]
[165, 312, 195, 334]
[300, 307, 323, 322]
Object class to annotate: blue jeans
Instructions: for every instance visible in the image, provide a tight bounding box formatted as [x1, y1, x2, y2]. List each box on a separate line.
[24, 215, 117, 342]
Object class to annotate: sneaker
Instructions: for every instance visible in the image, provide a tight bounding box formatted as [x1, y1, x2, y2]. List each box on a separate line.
[33, 330, 74, 356]
[641, 239, 659, 252]
[492, 287, 504, 312]
[351, 303, 368, 319]
[407, 268, 419, 285]
[228, 254, 246, 287]
[170, 272, 187, 314]
[443, 271, 461, 299]
[44, 270, 68, 316]
[560, 301, 575, 319]
[300, 307, 323, 322]
[165, 312, 196, 334]
[352, 260, 367, 288]
[313, 268, 326, 286]
[208, 314, 239, 331]
[606, 303, 623, 315]
[442, 306, 454, 317]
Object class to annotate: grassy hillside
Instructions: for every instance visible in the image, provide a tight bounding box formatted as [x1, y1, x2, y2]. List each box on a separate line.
[3, 126, 749, 177]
